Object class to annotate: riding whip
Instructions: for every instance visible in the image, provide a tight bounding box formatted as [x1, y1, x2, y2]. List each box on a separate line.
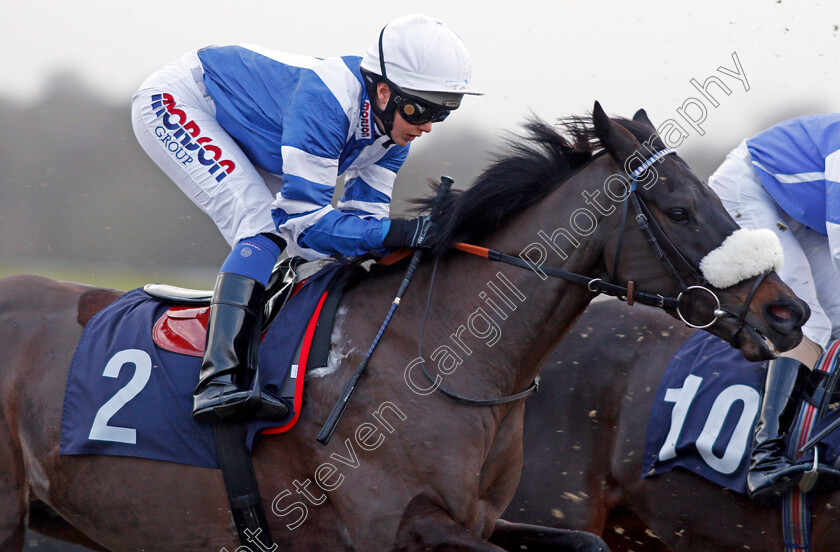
[316, 175, 454, 445]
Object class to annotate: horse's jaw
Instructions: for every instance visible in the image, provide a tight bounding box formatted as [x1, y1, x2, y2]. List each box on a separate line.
[708, 315, 802, 362]
[735, 323, 786, 361]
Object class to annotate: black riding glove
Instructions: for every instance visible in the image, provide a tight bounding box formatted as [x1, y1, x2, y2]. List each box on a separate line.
[382, 215, 435, 250]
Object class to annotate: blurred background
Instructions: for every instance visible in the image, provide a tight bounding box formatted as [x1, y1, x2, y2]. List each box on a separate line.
[2, 1, 838, 549]
[3, 0, 837, 292]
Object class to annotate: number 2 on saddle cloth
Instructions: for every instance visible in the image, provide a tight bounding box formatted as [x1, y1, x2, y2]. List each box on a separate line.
[59, 260, 354, 468]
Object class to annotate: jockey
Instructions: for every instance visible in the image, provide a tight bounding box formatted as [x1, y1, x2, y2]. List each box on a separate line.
[131, 14, 481, 423]
[709, 113, 840, 500]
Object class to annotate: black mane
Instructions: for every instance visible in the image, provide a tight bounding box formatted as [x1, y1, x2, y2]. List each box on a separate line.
[415, 115, 664, 255]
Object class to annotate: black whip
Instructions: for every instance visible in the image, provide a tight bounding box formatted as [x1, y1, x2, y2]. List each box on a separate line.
[316, 175, 454, 445]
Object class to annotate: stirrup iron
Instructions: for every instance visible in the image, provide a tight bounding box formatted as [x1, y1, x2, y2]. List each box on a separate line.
[799, 448, 819, 493]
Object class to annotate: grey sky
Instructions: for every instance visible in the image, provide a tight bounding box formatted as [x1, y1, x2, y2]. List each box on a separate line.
[4, 0, 838, 149]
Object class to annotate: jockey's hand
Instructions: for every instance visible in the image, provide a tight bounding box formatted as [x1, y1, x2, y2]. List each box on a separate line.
[383, 215, 435, 250]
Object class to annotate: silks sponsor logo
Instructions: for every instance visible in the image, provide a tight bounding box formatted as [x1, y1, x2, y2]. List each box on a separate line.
[150, 93, 236, 182]
[356, 99, 372, 140]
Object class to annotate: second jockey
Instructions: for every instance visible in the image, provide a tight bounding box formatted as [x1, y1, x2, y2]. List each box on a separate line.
[709, 114, 840, 500]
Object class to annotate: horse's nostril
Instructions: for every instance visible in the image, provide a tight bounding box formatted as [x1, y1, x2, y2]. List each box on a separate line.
[764, 299, 807, 330]
[769, 304, 794, 320]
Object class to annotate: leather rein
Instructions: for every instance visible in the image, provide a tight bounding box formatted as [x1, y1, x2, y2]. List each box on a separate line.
[415, 148, 769, 406]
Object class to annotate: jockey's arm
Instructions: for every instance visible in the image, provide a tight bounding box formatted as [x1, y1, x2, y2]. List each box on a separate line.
[825, 157, 840, 274]
[271, 89, 407, 258]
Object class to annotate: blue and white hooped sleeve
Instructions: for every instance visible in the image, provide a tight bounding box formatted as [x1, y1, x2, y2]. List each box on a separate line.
[271, 83, 391, 258]
[825, 149, 840, 273]
[337, 143, 407, 220]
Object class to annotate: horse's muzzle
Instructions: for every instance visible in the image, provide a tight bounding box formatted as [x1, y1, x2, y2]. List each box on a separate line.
[730, 296, 809, 361]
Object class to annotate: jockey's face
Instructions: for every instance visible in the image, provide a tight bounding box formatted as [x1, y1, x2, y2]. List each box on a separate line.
[374, 82, 434, 147]
[390, 110, 433, 146]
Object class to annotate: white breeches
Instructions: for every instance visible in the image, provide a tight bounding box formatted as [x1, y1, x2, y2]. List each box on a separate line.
[709, 140, 840, 348]
[130, 51, 279, 247]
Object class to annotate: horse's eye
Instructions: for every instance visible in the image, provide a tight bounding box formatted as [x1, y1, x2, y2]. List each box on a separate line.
[668, 208, 689, 223]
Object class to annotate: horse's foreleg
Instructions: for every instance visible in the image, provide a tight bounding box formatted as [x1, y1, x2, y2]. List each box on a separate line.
[27, 501, 109, 552]
[392, 494, 507, 552]
[0, 487, 24, 552]
[392, 495, 608, 552]
[489, 519, 610, 552]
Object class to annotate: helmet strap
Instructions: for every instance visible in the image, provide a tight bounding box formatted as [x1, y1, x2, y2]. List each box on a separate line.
[373, 25, 398, 143]
[363, 73, 397, 142]
[373, 99, 397, 146]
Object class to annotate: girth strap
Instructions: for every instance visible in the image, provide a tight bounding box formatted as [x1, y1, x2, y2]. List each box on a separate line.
[213, 422, 275, 549]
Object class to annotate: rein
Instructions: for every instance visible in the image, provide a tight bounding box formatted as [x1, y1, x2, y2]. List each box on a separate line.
[415, 148, 769, 407]
[449, 149, 725, 322]
[322, 149, 772, 418]
[415, 257, 540, 407]
[316, 176, 455, 445]
[452, 242, 682, 309]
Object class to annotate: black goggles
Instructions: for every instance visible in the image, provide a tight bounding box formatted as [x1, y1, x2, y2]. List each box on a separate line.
[392, 93, 451, 124]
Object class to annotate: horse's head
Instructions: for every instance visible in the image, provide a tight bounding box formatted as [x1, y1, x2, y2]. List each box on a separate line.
[592, 102, 807, 361]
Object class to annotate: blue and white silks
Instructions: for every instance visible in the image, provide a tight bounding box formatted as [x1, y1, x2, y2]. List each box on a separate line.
[746, 114, 840, 271]
[199, 45, 409, 260]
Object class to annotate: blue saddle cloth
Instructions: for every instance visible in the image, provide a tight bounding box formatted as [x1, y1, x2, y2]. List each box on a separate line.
[642, 332, 840, 494]
[60, 263, 342, 469]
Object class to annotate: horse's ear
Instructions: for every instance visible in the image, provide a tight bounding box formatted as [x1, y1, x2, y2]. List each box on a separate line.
[592, 101, 642, 164]
[632, 108, 656, 131]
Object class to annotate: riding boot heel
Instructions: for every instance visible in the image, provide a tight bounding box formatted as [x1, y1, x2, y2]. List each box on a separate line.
[252, 367, 291, 421]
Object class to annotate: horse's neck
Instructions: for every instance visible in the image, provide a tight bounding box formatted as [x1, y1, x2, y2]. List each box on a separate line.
[431, 161, 614, 395]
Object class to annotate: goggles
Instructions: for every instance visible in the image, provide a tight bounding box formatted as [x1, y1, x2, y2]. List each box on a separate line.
[392, 92, 451, 125]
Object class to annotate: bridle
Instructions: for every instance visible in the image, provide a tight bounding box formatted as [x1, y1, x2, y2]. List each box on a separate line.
[415, 148, 770, 406]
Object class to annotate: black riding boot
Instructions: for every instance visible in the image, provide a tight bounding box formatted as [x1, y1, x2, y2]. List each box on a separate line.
[747, 356, 811, 500]
[192, 272, 289, 423]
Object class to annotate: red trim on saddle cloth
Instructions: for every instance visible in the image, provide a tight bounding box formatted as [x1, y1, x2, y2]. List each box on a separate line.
[262, 290, 329, 435]
[150, 282, 328, 435]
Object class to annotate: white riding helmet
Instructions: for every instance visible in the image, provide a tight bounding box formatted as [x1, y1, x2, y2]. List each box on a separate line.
[361, 14, 483, 109]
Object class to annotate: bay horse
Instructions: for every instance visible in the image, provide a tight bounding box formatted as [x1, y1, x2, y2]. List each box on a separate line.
[0, 103, 807, 552]
[502, 299, 840, 551]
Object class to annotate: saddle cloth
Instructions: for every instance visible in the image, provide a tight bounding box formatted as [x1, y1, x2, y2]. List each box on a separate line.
[642, 332, 840, 494]
[60, 262, 345, 469]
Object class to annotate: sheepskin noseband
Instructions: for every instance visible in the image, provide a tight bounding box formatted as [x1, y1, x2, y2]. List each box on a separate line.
[699, 228, 784, 289]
